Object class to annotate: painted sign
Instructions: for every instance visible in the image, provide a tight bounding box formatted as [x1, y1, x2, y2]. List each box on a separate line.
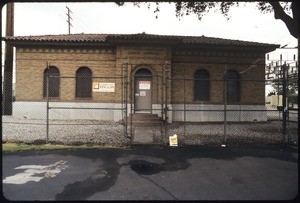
[93, 82, 115, 92]
[3, 160, 68, 184]
[139, 81, 151, 90]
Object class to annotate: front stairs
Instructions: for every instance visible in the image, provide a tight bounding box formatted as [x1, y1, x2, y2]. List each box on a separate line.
[128, 113, 162, 127]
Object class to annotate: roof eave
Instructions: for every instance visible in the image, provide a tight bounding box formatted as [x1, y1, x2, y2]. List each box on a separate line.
[175, 43, 280, 53]
[107, 38, 181, 46]
[3, 40, 111, 47]
[3, 38, 280, 53]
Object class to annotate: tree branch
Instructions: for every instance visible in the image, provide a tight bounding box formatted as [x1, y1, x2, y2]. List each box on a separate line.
[269, 1, 298, 39]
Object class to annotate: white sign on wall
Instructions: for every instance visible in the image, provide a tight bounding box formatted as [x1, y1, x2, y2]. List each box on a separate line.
[139, 81, 151, 90]
[93, 82, 115, 92]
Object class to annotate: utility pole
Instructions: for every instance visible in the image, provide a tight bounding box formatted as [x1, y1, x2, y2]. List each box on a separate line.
[66, 6, 72, 34]
[3, 3, 14, 115]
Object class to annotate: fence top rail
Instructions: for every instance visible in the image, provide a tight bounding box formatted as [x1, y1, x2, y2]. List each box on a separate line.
[168, 109, 280, 112]
[49, 107, 125, 110]
[168, 77, 271, 82]
[48, 75, 125, 79]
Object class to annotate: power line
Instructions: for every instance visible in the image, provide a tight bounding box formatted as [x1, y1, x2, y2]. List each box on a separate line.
[50, 4, 67, 24]
[70, 15, 88, 33]
[71, 11, 96, 33]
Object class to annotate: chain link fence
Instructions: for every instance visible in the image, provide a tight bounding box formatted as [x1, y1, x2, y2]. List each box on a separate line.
[159, 65, 298, 146]
[2, 71, 50, 145]
[2, 63, 298, 146]
[45, 74, 130, 146]
[2, 67, 131, 146]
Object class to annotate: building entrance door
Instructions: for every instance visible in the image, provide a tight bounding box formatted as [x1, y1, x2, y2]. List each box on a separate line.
[134, 68, 152, 113]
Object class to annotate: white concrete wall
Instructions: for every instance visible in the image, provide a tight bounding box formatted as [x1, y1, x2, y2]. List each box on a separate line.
[13, 102, 47, 119]
[171, 104, 267, 122]
[151, 104, 173, 123]
[12, 102, 124, 122]
[12, 102, 266, 122]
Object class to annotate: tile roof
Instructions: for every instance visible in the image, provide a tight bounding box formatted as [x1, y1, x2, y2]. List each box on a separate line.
[3, 33, 279, 51]
[4, 34, 109, 43]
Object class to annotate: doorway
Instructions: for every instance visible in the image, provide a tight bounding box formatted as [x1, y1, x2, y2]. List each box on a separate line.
[134, 68, 152, 113]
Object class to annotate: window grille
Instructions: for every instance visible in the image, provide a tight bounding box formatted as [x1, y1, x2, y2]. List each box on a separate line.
[225, 70, 240, 102]
[194, 69, 210, 101]
[43, 66, 60, 98]
[76, 67, 92, 98]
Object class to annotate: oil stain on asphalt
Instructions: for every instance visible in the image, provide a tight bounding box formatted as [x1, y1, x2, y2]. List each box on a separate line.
[130, 160, 163, 175]
[129, 159, 191, 175]
[128, 159, 191, 200]
[53, 145, 297, 200]
[55, 148, 192, 200]
[55, 157, 121, 200]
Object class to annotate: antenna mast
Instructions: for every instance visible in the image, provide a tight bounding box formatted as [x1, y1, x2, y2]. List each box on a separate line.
[66, 6, 73, 34]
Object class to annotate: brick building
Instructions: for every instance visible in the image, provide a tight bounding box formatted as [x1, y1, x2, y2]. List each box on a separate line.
[3, 33, 279, 122]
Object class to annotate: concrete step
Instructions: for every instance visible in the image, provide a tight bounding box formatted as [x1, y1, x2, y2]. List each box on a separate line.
[130, 117, 161, 122]
[130, 113, 159, 119]
[128, 113, 162, 127]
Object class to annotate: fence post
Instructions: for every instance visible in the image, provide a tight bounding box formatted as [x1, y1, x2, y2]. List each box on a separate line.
[286, 64, 292, 143]
[121, 63, 124, 131]
[46, 62, 50, 143]
[124, 62, 129, 138]
[160, 72, 164, 144]
[183, 65, 186, 136]
[163, 62, 168, 141]
[223, 66, 227, 144]
[130, 67, 134, 140]
[282, 63, 289, 142]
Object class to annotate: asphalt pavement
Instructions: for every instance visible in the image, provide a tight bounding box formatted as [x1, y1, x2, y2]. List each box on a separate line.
[2, 144, 298, 201]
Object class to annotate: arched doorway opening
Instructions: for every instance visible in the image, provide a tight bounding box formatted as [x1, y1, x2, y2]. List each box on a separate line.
[134, 68, 153, 113]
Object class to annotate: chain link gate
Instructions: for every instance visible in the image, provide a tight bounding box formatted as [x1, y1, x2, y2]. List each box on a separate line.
[123, 63, 165, 144]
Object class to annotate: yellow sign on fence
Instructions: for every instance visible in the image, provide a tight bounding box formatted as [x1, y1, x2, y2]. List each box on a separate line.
[169, 134, 178, 146]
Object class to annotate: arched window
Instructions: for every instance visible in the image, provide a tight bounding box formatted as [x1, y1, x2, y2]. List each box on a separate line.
[43, 66, 60, 98]
[194, 69, 210, 101]
[76, 67, 92, 98]
[225, 70, 240, 102]
[135, 68, 152, 76]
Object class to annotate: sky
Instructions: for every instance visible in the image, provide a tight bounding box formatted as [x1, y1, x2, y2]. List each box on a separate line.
[1, 2, 298, 68]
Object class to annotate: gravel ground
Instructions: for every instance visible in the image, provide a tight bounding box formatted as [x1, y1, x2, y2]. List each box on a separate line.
[153, 121, 298, 146]
[2, 116, 131, 146]
[2, 116, 298, 146]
